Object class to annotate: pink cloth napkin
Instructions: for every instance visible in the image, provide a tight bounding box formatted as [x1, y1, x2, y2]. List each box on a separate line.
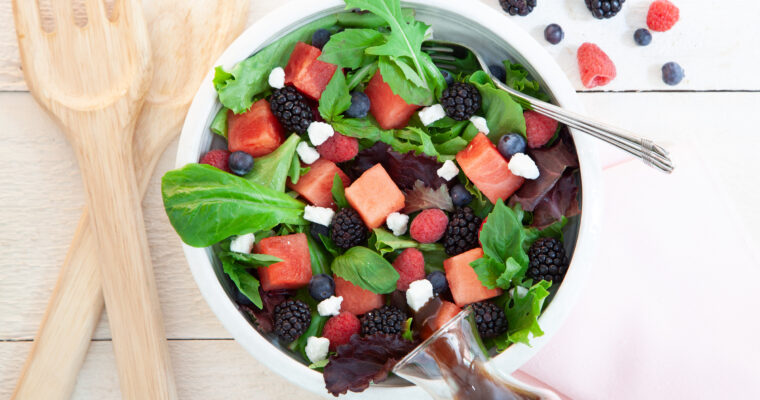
[515, 144, 760, 399]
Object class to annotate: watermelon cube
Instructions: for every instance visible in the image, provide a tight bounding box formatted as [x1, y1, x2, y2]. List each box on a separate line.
[255, 233, 312, 291]
[421, 300, 461, 339]
[456, 133, 525, 204]
[284, 42, 338, 100]
[228, 99, 284, 157]
[344, 164, 405, 229]
[443, 248, 503, 307]
[364, 71, 420, 130]
[334, 276, 384, 315]
[287, 158, 351, 209]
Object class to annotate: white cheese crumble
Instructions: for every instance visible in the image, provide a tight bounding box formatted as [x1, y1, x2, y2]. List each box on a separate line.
[305, 336, 330, 364]
[509, 286, 529, 299]
[386, 212, 409, 236]
[304, 205, 335, 227]
[317, 295, 343, 317]
[424, 26, 434, 41]
[508, 153, 540, 180]
[406, 279, 434, 312]
[436, 159, 459, 181]
[469, 115, 489, 135]
[229, 233, 255, 254]
[307, 121, 335, 146]
[418, 104, 446, 126]
[268, 67, 285, 89]
[297, 141, 320, 164]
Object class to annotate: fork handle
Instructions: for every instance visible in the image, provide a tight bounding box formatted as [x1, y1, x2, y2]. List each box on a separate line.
[70, 112, 177, 400]
[493, 81, 675, 173]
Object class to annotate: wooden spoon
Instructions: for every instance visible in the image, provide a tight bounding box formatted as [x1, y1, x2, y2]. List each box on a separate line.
[11, 1, 249, 399]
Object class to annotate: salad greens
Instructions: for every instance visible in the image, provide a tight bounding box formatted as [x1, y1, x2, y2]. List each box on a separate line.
[245, 134, 300, 191]
[331, 174, 349, 209]
[210, 107, 229, 138]
[319, 70, 353, 122]
[468, 71, 526, 140]
[335, 8, 416, 29]
[331, 246, 399, 294]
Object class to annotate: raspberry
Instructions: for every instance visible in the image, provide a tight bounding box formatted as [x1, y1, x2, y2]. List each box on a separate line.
[200, 149, 230, 172]
[392, 248, 426, 291]
[322, 311, 361, 350]
[524, 111, 558, 149]
[577, 43, 617, 89]
[647, 0, 679, 32]
[410, 209, 449, 244]
[317, 132, 359, 163]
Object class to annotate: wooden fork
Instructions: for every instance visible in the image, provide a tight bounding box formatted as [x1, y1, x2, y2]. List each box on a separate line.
[12, 1, 177, 399]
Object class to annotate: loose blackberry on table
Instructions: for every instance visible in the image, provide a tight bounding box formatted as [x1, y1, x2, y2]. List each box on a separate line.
[273, 299, 312, 343]
[527, 237, 569, 283]
[499, 0, 536, 16]
[443, 207, 481, 256]
[471, 301, 508, 339]
[440, 82, 481, 121]
[360, 305, 406, 335]
[331, 207, 368, 249]
[585, 0, 625, 19]
[269, 86, 313, 134]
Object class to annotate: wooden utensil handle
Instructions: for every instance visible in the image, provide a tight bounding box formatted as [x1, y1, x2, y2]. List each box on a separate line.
[71, 115, 177, 400]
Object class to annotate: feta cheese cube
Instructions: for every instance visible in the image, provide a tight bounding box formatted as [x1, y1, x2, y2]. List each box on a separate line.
[229, 233, 255, 254]
[268, 67, 285, 89]
[509, 286, 529, 299]
[406, 279, 434, 312]
[317, 295, 343, 317]
[307, 121, 334, 146]
[305, 336, 330, 364]
[508, 153, 540, 180]
[418, 104, 446, 126]
[304, 205, 335, 227]
[469, 115, 489, 135]
[386, 212, 409, 236]
[297, 141, 320, 164]
[436, 159, 459, 181]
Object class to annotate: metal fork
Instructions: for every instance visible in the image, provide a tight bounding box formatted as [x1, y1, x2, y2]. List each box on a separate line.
[423, 40, 675, 173]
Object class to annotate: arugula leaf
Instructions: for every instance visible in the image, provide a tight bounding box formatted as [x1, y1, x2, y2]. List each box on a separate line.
[468, 71, 526, 139]
[503, 60, 551, 103]
[331, 246, 399, 294]
[161, 164, 306, 247]
[210, 107, 229, 139]
[319, 70, 353, 122]
[219, 253, 263, 308]
[332, 116, 394, 143]
[335, 8, 416, 28]
[214, 15, 337, 114]
[331, 174, 349, 209]
[377, 56, 433, 106]
[319, 29, 384, 69]
[402, 318, 414, 341]
[346, 62, 378, 91]
[504, 280, 551, 346]
[245, 134, 300, 191]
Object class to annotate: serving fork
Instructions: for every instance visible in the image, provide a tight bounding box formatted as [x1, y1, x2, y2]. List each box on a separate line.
[423, 40, 675, 173]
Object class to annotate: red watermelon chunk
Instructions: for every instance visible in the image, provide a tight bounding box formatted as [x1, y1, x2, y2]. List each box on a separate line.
[228, 99, 284, 157]
[334, 276, 384, 315]
[255, 233, 312, 291]
[456, 133, 525, 204]
[364, 71, 420, 130]
[287, 158, 350, 209]
[444, 248, 502, 307]
[344, 164, 405, 229]
[284, 42, 338, 100]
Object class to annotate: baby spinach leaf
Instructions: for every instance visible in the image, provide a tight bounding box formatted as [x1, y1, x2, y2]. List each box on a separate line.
[335, 8, 415, 28]
[219, 253, 263, 308]
[210, 107, 229, 139]
[319, 70, 353, 121]
[245, 134, 300, 191]
[346, 62, 378, 91]
[288, 149, 303, 185]
[331, 246, 399, 294]
[332, 116, 394, 143]
[319, 29, 384, 69]
[468, 70, 526, 139]
[331, 174, 349, 209]
[162, 164, 306, 247]
[320, 234, 342, 258]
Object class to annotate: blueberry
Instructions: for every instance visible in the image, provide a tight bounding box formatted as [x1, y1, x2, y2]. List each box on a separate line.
[497, 133, 527, 160]
[661, 62, 684, 86]
[634, 28, 652, 46]
[449, 184, 473, 207]
[310, 223, 330, 242]
[309, 274, 335, 301]
[311, 29, 331, 50]
[345, 91, 370, 118]
[544, 24, 564, 45]
[426, 271, 448, 296]
[488, 64, 507, 83]
[440, 69, 455, 86]
[228, 151, 254, 175]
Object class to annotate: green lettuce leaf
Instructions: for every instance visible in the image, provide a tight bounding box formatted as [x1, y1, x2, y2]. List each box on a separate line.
[331, 246, 399, 294]
[245, 134, 300, 192]
[210, 107, 229, 139]
[331, 174, 349, 209]
[504, 280, 551, 346]
[503, 60, 551, 103]
[468, 70, 526, 139]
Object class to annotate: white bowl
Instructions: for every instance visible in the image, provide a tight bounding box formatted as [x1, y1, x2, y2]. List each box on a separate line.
[175, 0, 602, 398]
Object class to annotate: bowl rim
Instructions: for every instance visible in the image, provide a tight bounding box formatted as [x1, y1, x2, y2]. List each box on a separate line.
[175, 0, 602, 398]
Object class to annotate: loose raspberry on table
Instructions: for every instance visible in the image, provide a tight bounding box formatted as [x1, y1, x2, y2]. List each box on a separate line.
[392, 248, 426, 291]
[647, 0, 679, 32]
[322, 311, 361, 350]
[410, 209, 449, 244]
[317, 132, 359, 163]
[524, 111, 558, 149]
[577, 43, 617, 89]
[200, 149, 230, 172]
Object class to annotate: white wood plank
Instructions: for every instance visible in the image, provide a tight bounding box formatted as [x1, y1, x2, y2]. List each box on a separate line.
[0, 341, 324, 400]
[1, 0, 759, 91]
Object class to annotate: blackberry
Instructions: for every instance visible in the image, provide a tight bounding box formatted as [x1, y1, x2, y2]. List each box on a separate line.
[471, 302, 508, 339]
[270, 86, 313, 134]
[585, 0, 625, 19]
[527, 237, 569, 283]
[440, 82, 481, 121]
[330, 208, 368, 249]
[360, 305, 406, 335]
[499, 0, 536, 16]
[443, 207, 481, 256]
[273, 299, 311, 343]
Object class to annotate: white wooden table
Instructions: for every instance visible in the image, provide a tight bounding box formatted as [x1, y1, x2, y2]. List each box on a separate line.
[1, 1, 758, 399]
